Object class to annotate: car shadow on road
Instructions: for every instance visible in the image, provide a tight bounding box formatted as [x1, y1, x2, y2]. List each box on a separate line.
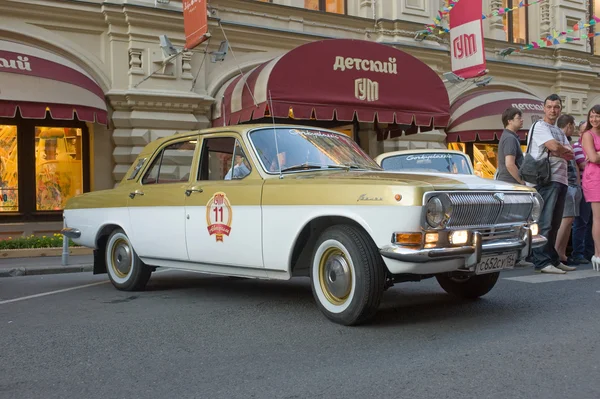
[143, 271, 528, 327]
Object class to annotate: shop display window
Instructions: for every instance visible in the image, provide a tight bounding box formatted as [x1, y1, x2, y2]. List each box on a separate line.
[305, 0, 345, 14]
[503, 0, 528, 44]
[35, 127, 83, 211]
[447, 142, 466, 153]
[0, 125, 19, 212]
[594, 1, 600, 54]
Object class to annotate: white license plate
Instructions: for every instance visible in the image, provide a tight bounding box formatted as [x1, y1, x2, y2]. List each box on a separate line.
[475, 253, 517, 275]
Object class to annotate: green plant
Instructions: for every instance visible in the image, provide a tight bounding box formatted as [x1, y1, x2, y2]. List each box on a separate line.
[0, 233, 80, 250]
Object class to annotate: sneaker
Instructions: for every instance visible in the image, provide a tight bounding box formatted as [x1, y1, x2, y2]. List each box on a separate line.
[539, 265, 567, 274]
[571, 257, 590, 265]
[556, 262, 576, 272]
[516, 259, 534, 268]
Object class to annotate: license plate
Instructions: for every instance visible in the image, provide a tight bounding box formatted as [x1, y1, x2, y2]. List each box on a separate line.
[475, 253, 517, 275]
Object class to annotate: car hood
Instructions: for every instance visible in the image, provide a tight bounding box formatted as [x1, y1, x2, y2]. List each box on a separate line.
[284, 170, 531, 191]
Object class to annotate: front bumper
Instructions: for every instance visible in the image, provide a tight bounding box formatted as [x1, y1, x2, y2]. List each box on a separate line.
[380, 227, 547, 268]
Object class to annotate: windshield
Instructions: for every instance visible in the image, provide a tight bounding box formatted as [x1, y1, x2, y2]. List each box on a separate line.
[249, 127, 381, 173]
[380, 152, 472, 174]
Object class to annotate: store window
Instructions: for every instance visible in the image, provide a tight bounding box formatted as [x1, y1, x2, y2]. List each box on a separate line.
[447, 142, 526, 179]
[0, 125, 19, 212]
[35, 127, 83, 210]
[592, 1, 600, 54]
[503, 0, 528, 44]
[305, 0, 345, 14]
[0, 118, 90, 222]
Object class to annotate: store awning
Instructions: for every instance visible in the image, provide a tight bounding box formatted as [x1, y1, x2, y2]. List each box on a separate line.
[446, 89, 544, 142]
[0, 40, 108, 125]
[212, 39, 450, 130]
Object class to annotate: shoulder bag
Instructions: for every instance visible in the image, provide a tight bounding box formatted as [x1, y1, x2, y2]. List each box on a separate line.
[519, 121, 551, 186]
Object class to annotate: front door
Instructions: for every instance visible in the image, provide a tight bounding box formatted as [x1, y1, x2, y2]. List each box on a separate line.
[184, 135, 263, 268]
[128, 137, 198, 261]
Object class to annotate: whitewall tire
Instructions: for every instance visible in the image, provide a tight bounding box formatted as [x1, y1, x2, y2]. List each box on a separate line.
[106, 229, 151, 291]
[310, 225, 386, 326]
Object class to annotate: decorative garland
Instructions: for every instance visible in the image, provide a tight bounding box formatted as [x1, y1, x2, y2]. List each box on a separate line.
[499, 15, 600, 55]
[424, 0, 544, 35]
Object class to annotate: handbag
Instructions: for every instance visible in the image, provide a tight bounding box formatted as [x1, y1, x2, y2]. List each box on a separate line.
[519, 121, 552, 186]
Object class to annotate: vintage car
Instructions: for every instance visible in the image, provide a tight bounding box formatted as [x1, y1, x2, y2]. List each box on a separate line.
[62, 124, 546, 326]
[374, 149, 474, 175]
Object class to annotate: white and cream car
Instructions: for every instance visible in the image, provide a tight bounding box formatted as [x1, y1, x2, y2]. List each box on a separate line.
[62, 124, 545, 326]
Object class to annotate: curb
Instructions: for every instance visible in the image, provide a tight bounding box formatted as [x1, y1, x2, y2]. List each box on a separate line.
[0, 264, 93, 278]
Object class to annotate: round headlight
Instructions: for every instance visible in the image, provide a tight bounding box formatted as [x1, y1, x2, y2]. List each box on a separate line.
[426, 197, 445, 228]
[531, 194, 543, 222]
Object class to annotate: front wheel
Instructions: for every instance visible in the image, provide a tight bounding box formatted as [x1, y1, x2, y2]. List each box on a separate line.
[435, 272, 500, 299]
[105, 229, 151, 291]
[310, 225, 386, 326]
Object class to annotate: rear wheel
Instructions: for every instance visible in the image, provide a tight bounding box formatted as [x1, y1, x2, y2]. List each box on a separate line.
[310, 225, 386, 326]
[435, 272, 499, 299]
[105, 229, 151, 291]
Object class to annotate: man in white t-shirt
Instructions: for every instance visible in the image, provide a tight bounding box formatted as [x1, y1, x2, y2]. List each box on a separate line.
[527, 94, 575, 274]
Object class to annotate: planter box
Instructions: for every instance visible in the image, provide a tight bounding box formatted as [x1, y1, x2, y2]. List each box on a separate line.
[0, 246, 93, 259]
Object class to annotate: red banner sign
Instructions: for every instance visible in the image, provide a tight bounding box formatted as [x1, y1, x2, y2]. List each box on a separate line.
[449, 0, 486, 79]
[182, 0, 209, 50]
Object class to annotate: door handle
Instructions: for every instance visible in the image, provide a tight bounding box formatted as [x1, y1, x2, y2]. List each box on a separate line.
[185, 186, 203, 196]
[129, 190, 144, 199]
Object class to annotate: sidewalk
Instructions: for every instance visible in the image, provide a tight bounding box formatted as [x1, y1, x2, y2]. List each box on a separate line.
[0, 255, 93, 278]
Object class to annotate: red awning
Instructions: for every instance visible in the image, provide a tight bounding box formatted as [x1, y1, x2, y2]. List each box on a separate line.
[446, 88, 544, 142]
[0, 40, 108, 125]
[212, 39, 449, 129]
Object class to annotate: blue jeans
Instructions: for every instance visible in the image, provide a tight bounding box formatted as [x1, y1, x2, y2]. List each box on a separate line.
[533, 182, 568, 269]
[571, 194, 594, 260]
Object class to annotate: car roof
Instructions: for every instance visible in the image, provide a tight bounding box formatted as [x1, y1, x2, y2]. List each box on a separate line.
[138, 124, 348, 157]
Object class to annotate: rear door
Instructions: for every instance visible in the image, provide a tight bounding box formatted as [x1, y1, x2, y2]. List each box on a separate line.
[127, 136, 199, 261]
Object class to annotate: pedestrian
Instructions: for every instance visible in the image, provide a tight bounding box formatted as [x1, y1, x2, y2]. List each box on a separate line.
[554, 114, 582, 266]
[580, 104, 600, 271]
[570, 121, 594, 264]
[528, 94, 575, 274]
[496, 107, 534, 267]
[496, 107, 525, 184]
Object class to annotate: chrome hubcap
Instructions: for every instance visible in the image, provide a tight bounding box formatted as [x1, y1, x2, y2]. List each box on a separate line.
[111, 238, 132, 278]
[319, 248, 352, 305]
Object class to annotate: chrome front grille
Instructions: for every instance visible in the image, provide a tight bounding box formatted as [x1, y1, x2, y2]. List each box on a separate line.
[479, 225, 522, 241]
[445, 192, 533, 228]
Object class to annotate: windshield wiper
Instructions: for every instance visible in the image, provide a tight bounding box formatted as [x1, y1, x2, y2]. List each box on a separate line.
[279, 163, 330, 173]
[279, 163, 373, 173]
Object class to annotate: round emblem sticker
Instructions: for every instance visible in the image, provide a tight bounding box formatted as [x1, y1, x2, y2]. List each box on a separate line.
[206, 192, 233, 242]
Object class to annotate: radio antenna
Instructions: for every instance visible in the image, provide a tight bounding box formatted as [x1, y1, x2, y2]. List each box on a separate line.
[268, 90, 282, 179]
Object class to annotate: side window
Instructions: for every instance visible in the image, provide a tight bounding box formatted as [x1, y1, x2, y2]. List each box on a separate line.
[198, 137, 251, 181]
[141, 139, 197, 185]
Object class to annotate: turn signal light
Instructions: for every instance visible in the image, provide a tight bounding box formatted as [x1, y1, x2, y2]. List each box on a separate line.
[530, 223, 539, 236]
[449, 230, 469, 245]
[394, 232, 422, 246]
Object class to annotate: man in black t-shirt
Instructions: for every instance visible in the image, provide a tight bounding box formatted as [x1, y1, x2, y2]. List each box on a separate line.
[496, 107, 525, 184]
[496, 107, 534, 267]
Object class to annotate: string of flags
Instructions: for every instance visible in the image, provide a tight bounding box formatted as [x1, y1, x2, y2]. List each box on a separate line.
[424, 0, 544, 35]
[499, 15, 600, 56]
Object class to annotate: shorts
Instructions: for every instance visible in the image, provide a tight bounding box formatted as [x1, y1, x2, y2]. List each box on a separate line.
[563, 185, 583, 218]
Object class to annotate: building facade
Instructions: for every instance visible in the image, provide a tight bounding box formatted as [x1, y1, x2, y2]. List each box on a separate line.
[1, 0, 600, 237]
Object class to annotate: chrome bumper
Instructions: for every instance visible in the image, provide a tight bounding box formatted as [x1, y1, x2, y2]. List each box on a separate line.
[380, 228, 547, 267]
[61, 227, 81, 239]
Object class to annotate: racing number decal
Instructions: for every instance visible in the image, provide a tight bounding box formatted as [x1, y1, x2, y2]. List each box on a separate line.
[206, 192, 233, 242]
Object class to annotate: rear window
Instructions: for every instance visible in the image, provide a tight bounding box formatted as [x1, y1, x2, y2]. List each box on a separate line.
[381, 153, 472, 174]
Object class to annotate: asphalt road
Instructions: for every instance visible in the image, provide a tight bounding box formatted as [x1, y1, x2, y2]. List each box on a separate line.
[1, 266, 599, 399]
